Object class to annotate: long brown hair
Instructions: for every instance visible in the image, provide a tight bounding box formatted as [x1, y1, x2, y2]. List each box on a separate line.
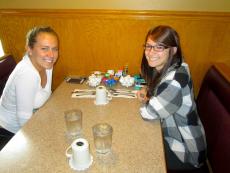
[141, 25, 183, 98]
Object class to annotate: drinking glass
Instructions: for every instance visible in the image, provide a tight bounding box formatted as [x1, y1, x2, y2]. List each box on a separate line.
[65, 109, 82, 140]
[92, 123, 113, 154]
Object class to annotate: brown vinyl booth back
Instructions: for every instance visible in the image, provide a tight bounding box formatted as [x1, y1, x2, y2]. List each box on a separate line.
[0, 55, 16, 96]
[196, 63, 230, 173]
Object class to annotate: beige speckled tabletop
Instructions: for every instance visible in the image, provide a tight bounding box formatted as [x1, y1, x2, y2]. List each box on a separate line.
[0, 82, 167, 173]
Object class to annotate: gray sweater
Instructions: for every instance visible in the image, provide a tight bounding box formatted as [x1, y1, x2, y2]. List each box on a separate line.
[140, 62, 207, 167]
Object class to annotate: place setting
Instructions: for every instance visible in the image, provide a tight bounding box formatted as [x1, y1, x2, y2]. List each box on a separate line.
[70, 69, 145, 102]
[64, 108, 116, 171]
[71, 86, 137, 99]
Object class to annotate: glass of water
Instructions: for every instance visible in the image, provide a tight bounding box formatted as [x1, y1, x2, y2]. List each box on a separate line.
[64, 109, 82, 141]
[92, 123, 113, 154]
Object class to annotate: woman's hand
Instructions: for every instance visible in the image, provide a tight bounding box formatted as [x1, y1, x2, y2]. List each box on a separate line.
[136, 87, 149, 103]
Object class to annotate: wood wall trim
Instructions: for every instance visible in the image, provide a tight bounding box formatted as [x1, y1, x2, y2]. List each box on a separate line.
[0, 9, 230, 19]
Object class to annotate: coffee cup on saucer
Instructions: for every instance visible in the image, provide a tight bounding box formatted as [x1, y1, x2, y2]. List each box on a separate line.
[94, 85, 112, 105]
[65, 138, 93, 171]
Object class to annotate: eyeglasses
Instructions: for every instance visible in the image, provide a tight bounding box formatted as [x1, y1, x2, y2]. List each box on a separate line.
[143, 43, 170, 52]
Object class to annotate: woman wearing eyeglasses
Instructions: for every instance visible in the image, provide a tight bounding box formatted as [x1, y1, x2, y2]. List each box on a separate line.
[136, 25, 207, 171]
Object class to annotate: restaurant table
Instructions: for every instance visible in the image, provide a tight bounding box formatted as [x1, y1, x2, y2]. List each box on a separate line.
[0, 82, 167, 173]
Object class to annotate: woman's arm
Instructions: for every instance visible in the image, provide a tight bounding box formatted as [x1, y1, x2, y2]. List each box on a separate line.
[140, 79, 183, 120]
[15, 71, 39, 127]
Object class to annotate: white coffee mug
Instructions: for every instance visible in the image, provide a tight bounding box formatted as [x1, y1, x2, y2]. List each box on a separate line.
[66, 138, 93, 170]
[95, 85, 112, 105]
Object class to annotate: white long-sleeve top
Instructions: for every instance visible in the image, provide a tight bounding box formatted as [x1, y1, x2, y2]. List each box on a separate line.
[0, 54, 52, 133]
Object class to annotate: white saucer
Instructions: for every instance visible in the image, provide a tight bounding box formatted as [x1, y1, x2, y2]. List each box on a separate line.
[94, 100, 109, 105]
[69, 155, 93, 171]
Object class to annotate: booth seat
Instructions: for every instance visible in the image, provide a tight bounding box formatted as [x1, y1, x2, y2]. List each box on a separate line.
[0, 55, 16, 96]
[196, 63, 230, 173]
[168, 63, 230, 173]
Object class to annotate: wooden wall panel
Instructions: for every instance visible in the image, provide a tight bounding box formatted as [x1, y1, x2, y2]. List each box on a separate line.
[0, 10, 229, 95]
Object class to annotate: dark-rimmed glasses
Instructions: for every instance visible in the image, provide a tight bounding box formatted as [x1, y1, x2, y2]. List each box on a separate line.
[143, 43, 170, 52]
